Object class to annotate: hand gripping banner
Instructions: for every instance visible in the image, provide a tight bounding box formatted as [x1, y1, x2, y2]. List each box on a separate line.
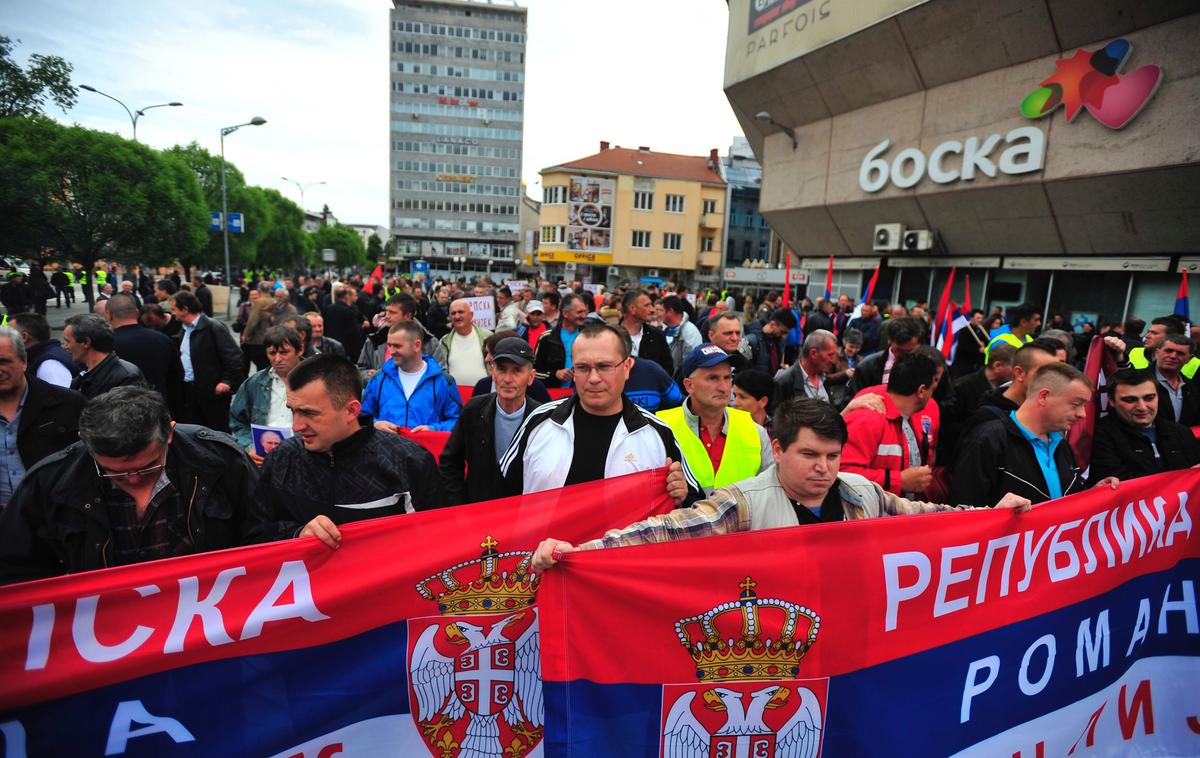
[0, 470, 675, 757]
[539, 469, 1200, 756]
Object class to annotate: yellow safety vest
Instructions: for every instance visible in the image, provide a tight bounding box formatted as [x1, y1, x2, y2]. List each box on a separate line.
[984, 332, 1032, 364]
[658, 406, 761, 491]
[1129, 346, 1200, 380]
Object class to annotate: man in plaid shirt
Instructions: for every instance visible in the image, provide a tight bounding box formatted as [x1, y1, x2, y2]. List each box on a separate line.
[533, 398, 1031, 571]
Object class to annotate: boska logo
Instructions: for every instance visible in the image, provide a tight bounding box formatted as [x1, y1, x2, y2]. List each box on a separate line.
[1020, 38, 1161, 130]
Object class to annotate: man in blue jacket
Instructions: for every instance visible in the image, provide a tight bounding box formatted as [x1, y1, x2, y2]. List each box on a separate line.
[361, 319, 461, 432]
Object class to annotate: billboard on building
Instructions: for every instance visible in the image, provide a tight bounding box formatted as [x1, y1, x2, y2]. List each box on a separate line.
[567, 175, 614, 254]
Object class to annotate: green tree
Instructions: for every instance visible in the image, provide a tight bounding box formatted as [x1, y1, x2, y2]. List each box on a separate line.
[310, 224, 366, 270]
[366, 232, 384, 262]
[0, 117, 206, 307]
[0, 37, 77, 118]
[165, 142, 269, 277]
[255, 187, 310, 272]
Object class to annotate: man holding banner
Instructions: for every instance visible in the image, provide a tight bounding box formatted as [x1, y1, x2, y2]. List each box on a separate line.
[533, 398, 1029, 571]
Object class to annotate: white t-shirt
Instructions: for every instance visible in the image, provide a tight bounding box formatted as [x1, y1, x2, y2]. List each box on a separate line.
[266, 372, 293, 427]
[398, 363, 427, 399]
[629, 327, 643, 357]
[448, 331, 487, 386]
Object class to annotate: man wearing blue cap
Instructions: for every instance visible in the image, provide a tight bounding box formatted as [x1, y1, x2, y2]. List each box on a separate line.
[657, 343, 772, 495]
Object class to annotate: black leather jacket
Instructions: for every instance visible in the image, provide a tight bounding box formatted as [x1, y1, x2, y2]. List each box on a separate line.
[70, 351, 146, 400]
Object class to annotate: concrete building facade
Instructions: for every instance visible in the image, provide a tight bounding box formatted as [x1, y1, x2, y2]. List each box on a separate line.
[389, 0, 526, 280]
[724, 1, 1200, 325]
[538, 143, 726, 288]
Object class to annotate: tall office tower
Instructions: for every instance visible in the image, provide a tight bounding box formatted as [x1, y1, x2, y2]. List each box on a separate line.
[389, 0, 526, 279]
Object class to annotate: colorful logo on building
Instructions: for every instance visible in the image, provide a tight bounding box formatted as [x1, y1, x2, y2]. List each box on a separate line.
[1020, 39, 1161, 129]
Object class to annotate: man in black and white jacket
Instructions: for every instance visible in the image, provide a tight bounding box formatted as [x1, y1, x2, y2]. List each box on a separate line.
[501, 321, 700, 507]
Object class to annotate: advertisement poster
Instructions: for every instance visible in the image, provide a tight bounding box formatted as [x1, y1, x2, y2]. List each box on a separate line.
[567, 175, 614, 254]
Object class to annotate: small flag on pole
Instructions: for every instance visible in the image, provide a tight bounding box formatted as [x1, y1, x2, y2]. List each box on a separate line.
[1175, 270, 1190, 326]
[823, 255, 833, 301]
[782, 251, 791, 309]
[863, 265, 880, 305]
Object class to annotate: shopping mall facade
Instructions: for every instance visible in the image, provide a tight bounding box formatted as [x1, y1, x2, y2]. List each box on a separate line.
[724, 0, 1199, 325]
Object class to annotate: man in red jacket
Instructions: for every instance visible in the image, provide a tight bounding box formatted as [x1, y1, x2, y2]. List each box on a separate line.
[842, 347, 943, 499]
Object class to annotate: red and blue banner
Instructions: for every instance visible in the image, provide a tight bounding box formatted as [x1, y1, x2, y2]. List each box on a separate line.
[0, 470, 674, 757]
[539, 469, 1200, 756]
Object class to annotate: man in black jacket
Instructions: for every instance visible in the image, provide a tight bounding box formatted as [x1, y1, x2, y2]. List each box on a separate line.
[0, 327, 87, 508]
[441, 337, 540, 504]
[247, 354, 447, 548]
[533, 293, 589, 387]
[191, 276, 214, 317]
[322, 285, 367, 364]
[63, 313, 145, 400]
[845, 316, 924, 399]
[171, 291, 244, 432]
[0, 386, 258, 584]
[106, 293, 181, 404]
[951, 362, 1118, 507]
[1146, 335, 1200, 426]
[1090, 368, 1200, 483]
[621, 290, 673, 376]
[743, 308, 797, 377]
[9, 313, 78, 388]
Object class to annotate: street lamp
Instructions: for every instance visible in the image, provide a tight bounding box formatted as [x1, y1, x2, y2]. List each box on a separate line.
[220, 117, 267, 297]
[280, 177, 327, 211]
[78, 84, 182, 141]
[754, 111, 798, 151]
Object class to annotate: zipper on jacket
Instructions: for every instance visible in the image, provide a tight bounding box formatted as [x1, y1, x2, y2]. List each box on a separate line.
[185, 477, 200, 544]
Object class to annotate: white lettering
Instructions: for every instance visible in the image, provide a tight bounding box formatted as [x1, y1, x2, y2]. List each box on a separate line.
[882, 551, 930, 632]
[1047, 519, 1083, 582]
[1139, 497, 1167, 550]
[997, 126, 1046, 175]
[240, 560, 330, 640]
[104, 700, 195, 756]
[960, 656, 1000, 723]
[1075, 611, 1110, 676]
[1164, 491, 1192, 546]
[1127, 598, 1150, 656]
[960, 134, 1000, 180]
[889, 147, 926, 189]
[1110, 504, 1148, 563]
[1018, 634, 1056, 696]
[927, 140, 962, 184]
[976, 534, 1018, 603]
[24, 604, 53, 671]
[165, 567, 246, 654]
[73, 593, 155, 664]
[1081, 510, 1115, 572]
[858, 139, 891, 193]
[1017, 527, 1055, 592]
[1158, 580, 1198, 634]
[934, 543, 977, 618]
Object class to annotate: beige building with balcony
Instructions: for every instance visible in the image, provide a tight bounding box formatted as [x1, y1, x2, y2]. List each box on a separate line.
[538, 143, 726, 287]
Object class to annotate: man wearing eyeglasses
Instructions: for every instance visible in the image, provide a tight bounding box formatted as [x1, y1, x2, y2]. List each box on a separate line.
[0, 386, 258, 584]
[500, 321, 702, 506]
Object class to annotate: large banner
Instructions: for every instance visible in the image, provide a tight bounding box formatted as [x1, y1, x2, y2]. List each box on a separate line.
[540, 469, 1200, 755]
[567, 176, 614, 254]
[0, 471, 675, 757]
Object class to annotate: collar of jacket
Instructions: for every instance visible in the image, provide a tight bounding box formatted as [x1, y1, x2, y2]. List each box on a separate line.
[83, 351, 120, 377]
[546, 393, 648, 432]
[321, 423, 374, 462]
[381, 352, 444, 381]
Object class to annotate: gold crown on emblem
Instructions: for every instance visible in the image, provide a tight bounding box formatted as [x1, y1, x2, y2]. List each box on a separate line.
[416, 535, 539, 616]
[674, 576, 820, 682]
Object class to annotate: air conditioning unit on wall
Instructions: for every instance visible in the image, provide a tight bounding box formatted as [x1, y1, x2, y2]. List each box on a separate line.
[903, 229, 935, 251]
[873, 223, 902, 251]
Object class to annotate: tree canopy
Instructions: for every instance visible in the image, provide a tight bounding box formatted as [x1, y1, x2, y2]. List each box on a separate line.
[0, 37, 77, 119]
[0, 116, 207, 304]
[310, 224, 367, 269]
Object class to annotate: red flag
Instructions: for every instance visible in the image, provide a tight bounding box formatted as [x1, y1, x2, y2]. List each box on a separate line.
[962, 274, 972, 315]
[863, 266, 880, 304]
[932, 268, 956, 345]
[823, 255, 833, 300]
[1069, 335, 1120, 470]
[782, 252, 791, 309]
[363, 263, 384, 294]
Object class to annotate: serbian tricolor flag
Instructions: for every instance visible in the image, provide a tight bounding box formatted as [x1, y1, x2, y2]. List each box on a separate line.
[1069, 334, 1121, 471]
[1175, 270, 1190, 327]
[539, 470, 1200, 756]
[863, 265, 880, 305]
[823, 255, 833, 301]
[0, 471, 675, 756]
[931, 267, 957, 346]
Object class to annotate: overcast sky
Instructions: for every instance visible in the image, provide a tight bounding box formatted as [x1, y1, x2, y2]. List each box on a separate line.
[5, 0, 743, 226]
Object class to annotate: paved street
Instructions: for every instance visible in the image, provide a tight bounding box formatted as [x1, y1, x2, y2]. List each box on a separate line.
[34, 287, 234, 337]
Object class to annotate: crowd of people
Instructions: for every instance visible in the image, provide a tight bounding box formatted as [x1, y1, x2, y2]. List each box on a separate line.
[0, 265, 1195, 585]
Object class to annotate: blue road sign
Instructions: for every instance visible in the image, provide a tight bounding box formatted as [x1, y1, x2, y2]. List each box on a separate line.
[209, 212, 223, 232]
[228, 213, 244, 234]
[411, 259, 430, 277]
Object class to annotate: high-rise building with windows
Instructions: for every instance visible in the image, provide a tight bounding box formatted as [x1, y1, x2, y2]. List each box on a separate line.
[389, 0, 526, 278]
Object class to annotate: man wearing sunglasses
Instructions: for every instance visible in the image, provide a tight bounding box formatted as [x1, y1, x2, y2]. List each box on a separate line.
[0, 386, 259, 584]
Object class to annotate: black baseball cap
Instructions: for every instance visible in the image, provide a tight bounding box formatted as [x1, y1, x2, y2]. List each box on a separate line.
[493, 336, 534, 366]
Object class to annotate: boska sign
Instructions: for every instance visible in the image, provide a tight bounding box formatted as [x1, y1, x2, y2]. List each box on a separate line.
[858, 126, 1045, 193]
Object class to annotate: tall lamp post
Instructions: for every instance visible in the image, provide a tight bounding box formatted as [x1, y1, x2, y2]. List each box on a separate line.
[78, 85, 182, 141]
[220, 117, 267, 295]
[280, 177, 326, 211]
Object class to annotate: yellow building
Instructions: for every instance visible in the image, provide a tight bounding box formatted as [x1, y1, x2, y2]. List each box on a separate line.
[538, 142, 726, 287]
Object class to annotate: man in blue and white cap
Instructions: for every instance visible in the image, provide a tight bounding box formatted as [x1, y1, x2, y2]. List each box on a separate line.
[657, 343, 772, 495]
